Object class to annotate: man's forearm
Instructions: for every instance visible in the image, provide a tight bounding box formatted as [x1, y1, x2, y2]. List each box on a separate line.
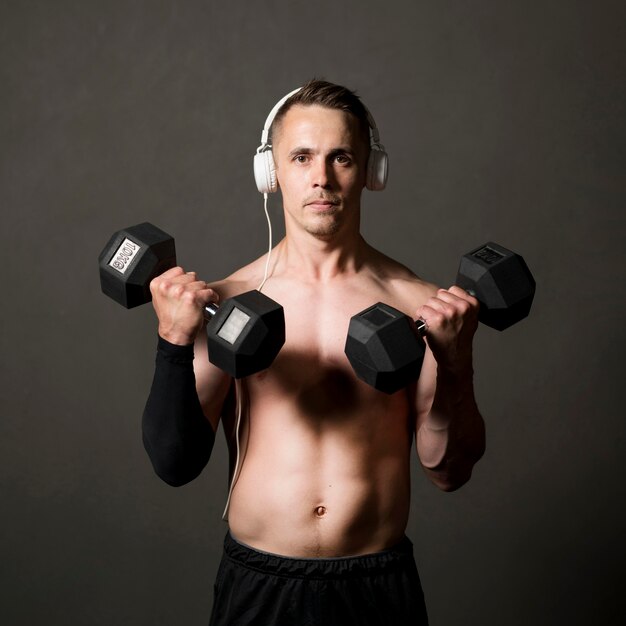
[416, 366, 485, 491]
[142, 337, 216, 486]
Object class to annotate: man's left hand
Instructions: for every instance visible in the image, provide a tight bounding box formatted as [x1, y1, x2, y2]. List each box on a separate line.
[416, 286, 480, 374]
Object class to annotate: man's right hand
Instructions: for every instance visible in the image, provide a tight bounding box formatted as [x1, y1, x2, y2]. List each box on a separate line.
[149, 266, 218, 346]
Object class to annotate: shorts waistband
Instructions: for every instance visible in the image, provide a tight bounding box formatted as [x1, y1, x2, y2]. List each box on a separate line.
[223, 531, 415, 580]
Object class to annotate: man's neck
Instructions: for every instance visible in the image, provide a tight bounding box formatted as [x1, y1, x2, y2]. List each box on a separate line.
[274, 226, 370, 283]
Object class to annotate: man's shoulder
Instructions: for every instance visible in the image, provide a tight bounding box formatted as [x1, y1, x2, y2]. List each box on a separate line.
[207, 254, 267, 299]
[364, 246, 439, 313]
[366, 245, 438, 288]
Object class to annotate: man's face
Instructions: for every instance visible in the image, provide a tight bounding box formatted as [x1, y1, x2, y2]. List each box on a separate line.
[272, 104, 369, 239]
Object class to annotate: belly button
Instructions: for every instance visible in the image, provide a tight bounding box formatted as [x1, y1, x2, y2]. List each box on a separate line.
[315, 506, 327, 517]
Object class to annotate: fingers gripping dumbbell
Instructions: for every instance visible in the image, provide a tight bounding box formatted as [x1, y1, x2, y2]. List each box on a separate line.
[98, 222, 285, 378]
[344, 242, 536, 394]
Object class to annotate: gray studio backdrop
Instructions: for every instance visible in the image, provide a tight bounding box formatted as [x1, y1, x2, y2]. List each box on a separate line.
[2, 1, 624, 625]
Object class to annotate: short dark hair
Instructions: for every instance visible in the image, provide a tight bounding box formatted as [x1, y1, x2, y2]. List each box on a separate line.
[269, 79, 371, 147]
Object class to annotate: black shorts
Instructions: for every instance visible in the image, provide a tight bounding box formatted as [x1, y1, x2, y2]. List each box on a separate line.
[209, 532, 428, 626]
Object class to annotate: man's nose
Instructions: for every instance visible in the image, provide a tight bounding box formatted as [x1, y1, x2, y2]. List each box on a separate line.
[311, 158, 332, 188]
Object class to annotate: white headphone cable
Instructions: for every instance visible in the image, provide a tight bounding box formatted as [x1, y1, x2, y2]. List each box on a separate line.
[222, 377, 244, 521]
[222, 192, 274, 521]
[257, 192, 273, 293]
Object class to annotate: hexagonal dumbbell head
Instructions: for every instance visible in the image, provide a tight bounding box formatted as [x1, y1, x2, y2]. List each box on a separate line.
[208, 290, 285, 379]
[99, 223, 176, 308]
[99, 224, 286, 379]
[344, 302, 425, 394]
[456, 242, 535, 331]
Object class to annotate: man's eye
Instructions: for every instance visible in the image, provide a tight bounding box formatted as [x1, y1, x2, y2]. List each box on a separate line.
[294, 155, 308, 163]
[335, 155, 350, 164]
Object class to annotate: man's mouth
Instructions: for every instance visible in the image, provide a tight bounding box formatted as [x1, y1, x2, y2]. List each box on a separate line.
[305, 197, 340, 209]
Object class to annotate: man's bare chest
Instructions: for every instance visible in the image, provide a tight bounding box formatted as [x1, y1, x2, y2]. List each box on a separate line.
[244, 280, 407, 415]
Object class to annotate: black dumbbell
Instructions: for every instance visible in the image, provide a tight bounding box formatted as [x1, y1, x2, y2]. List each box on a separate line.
[344, 242, 535, 394]
[98, 222, 285, 379]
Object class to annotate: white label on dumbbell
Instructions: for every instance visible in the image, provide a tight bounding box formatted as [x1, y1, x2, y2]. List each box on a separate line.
[108, 238, 141, 274]
[217, 308, 251, 345]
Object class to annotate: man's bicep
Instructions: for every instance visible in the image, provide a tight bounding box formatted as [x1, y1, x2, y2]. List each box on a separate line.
[193, 328, 232, 432]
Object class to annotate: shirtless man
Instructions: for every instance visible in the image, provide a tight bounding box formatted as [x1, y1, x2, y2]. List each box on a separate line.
[142, 80, 485, 625]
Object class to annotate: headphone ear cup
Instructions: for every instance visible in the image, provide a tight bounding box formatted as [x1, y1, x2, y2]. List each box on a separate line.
[366, 148, 389, 191]
[254, 150, 278, 193]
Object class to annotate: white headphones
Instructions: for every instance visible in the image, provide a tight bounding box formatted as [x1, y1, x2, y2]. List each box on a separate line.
[253, 87, 389, 194]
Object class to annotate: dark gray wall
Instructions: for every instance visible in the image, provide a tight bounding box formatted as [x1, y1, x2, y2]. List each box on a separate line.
[2, 1, 624, 624]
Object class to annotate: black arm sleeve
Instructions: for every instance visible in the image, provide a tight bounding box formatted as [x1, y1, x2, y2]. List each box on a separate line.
[142, 336, 215, 486]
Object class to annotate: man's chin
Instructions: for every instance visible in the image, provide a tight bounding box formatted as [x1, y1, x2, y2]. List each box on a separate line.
[303, 219, 342, 239]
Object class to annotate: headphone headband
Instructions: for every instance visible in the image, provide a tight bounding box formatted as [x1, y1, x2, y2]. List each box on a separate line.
[259, 87, 301, 148]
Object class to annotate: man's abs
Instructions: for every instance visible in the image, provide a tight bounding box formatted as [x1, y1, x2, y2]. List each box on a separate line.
[225, 356, 414, 558]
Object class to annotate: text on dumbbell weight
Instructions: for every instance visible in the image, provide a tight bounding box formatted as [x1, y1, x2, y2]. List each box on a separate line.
[108, 238, 141, 274]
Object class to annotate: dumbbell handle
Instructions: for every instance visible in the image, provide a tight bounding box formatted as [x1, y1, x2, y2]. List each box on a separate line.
[203, 302, 219, 320]
[415, 288, 477, 336]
